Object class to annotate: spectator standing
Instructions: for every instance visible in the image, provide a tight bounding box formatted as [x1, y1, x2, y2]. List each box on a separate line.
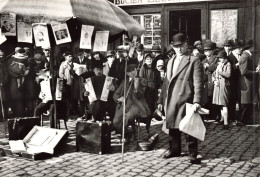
[239, 39, 259, 125]
[212, 51, 232, 129]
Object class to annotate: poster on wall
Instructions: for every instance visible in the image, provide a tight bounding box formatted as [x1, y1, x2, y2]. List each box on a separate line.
[51, 22, 71, 45]
[80, 25, 94, 49]
[1, 13, 16, 36]
[17, 22, 33, 43]
[93, 31, 109, 52]
[210, 9, 238, 47]
[32, 23, 50, 47]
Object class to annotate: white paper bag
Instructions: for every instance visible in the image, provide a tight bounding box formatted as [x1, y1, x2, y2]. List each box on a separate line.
[179, 103, 207, 141]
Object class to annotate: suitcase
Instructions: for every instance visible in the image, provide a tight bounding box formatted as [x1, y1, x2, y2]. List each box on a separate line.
[7, 117, 41, 140]
[76, 121, 111, 154]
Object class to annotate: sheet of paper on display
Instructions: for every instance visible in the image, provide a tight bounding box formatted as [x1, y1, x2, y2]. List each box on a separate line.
[0, 29, 7, 45]
[73, 63, 87, 76]
[51, 22, 71, 45]
[93, 31, 109, 52]
[39, 78, 62, 101]
[80, 25, 94, 49]
[1, 13, 16, 36]
[17, 21, 33, 43]
[100, 76, 114, 101]
[32, 23, 50, 47]
[84, 78, 97, 104]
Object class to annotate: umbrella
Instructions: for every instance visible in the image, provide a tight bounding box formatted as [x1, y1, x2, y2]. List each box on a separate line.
[0, 0, 144, 37]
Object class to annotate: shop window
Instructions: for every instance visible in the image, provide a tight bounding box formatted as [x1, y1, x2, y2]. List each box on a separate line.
[123, 14, 161, 49]
[210, 9, 238, 47]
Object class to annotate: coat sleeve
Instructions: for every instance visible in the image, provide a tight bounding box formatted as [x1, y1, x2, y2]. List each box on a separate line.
[157, 76, 166, 105]
[207, 56, 218, 73]
[239, 54, 257, 78]
[218, 62, 231, 78]
[113, 80, 124, 103]
[59, 62, 65, 79]
[192, 58, 204, 104]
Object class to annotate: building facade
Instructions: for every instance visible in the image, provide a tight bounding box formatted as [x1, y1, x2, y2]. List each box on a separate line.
[112, 0, 259, 60]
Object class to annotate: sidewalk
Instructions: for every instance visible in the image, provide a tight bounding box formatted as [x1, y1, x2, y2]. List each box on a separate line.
[0, 118, 259, 177]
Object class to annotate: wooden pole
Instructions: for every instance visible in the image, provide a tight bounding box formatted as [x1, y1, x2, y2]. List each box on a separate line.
[121, 58, 127, 162]
[50, 46, 57, 128]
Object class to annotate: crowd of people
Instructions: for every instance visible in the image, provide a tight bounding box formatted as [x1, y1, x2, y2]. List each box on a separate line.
[0, 33, 259, 163]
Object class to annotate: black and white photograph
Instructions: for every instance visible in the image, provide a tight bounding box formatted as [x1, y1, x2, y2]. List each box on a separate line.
[0, 0, 259, 177]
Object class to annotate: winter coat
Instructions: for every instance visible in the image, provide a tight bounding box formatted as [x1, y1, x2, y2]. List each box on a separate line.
[202, 55, 218, 97]
[113, 77, 151, 132]
[239, 51, 258, 104]
[212, 60, 231, 106]
[157, 53, 203, 129]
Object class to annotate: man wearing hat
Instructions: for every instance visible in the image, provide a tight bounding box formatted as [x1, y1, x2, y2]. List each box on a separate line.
[103, 50, 116, 76]
[113, 60, 151, 143]
[109, 45, 129, 85]
[70, 47, 88, 116]
[163, 45, 175, 67]
[228, 40, 244, 124]
[157, 33, 203, 164]
[151, 45, 163, 70]
[85, 60, 116, 122]
[223, 39, 233, 56]
[203, 41, 219, 121]
[238, 39, 259, 125]
[134, 43, 145, 68]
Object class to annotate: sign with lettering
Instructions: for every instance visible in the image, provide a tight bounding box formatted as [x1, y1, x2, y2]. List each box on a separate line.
[210, 9, 238, 47]
[114, 0, 224, 6]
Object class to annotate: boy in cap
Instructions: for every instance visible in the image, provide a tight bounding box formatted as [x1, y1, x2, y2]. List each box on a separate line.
[85, 60, 116, 121]
[103, 50, 116, 76]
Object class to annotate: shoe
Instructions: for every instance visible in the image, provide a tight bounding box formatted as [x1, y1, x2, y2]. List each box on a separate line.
[236, 121, 243, 127]
[223, 125, 229, 130]
[190, 158, 201, 164]
[163, 150, 181, 159]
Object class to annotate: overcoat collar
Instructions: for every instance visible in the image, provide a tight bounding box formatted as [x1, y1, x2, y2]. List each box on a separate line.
[167, 53, 190, 81]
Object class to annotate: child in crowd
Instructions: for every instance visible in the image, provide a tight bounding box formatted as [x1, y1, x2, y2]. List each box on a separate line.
[212, 51, 232, 129]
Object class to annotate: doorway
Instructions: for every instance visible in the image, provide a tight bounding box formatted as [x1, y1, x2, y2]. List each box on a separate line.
[169, 10, 201, 46]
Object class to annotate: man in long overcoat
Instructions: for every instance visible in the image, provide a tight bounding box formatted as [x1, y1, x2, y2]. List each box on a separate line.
[157, 33, 203, 164]
[239, 39, 259, 124]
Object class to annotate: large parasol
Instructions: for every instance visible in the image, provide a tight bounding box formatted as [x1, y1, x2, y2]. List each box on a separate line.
[0, 0, 144, 37]
[0, 0, 143, 161]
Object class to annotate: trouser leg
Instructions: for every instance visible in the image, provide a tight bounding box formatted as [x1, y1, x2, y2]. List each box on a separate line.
[185, 133, 198, 159]
[169, 129, 181, 155]
[240, 104, 254, 124]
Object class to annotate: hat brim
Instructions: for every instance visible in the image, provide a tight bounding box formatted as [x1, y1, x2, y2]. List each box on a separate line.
[243, 45, 252, 50]
[172, 41, 185, 46]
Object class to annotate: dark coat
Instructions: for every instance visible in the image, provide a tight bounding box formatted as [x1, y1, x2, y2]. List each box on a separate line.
[7, 56, 28, 101]
[71, 57, 89, 101]
[113, 77, 151, 132]
[0, 59, 8, 101]
[157, 53, 203, 129]
[239, 51, 258, 104]
[203, 55, 218, 97]
[109, 59, 125, 85]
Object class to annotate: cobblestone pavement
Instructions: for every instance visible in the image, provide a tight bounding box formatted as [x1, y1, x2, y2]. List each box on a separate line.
[0, 117, 259, 177]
